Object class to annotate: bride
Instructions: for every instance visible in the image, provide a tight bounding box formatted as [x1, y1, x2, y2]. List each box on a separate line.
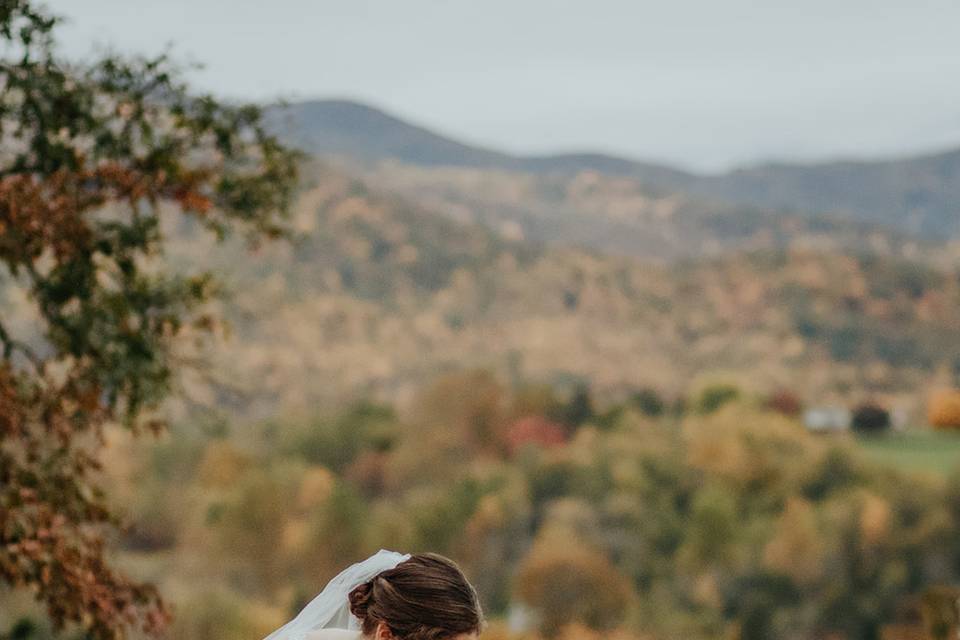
[265, 550, 484, 640]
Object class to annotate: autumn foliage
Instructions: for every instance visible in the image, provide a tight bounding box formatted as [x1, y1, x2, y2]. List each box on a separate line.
[505, 416, 567, 455]
[514, 531, 633, 637]
[928, 390, 960, 431]
[0, 1, 298, 637]
[764, 389, 803, 417]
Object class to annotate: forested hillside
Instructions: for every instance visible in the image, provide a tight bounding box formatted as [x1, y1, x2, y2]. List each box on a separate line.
[359, 163, 942, 261]
[150, 163, 960, 423]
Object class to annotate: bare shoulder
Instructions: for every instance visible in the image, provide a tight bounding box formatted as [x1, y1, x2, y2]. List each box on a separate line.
[304, 630, 363, 640]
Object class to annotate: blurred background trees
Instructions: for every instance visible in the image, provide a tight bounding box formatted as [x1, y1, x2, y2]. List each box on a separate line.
[44, 381, 956, 640]
[514, 529, 633, 637]
[929, 390, 960, 431]
[851, 403, 892, 435]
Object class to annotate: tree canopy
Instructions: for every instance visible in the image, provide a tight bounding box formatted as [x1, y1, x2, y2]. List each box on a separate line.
[0, 1, 299, 636]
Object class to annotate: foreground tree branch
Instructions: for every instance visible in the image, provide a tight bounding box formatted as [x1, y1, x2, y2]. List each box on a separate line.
[0, 1, 300, 636]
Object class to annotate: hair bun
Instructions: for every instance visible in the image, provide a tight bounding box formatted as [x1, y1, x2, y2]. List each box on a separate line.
[348, 580, 374, 619]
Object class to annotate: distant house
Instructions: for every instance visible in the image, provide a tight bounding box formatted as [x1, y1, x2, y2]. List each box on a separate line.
[890, 407, 910, 431]
[507, 603, 538, 634]
[803, 407, 851, 433]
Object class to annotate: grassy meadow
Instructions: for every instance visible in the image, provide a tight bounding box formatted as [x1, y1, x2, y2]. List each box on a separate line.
[858, 430, 960, 476]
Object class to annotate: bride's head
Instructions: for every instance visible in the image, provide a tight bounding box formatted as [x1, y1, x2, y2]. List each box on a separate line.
[348, 553, 483, 640]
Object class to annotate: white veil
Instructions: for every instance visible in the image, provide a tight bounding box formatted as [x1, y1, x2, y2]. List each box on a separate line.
[264, 550, 411, 640]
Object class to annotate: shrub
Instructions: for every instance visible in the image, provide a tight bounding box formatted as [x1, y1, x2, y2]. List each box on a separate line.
[197, 441, 251, 488]
[411, 370, 506, 452]
[765, 390, 803, 417]
[557, 385, 595, 429]
[285, 402, 397, 472]
[168, 590, 280, 640]
[851, 403, 891, 434]
[212, 471, 294, 590]
[921, 586, 960, 640]
[629, 388, 665, 417]
[121, 485, 180, 552]
[514, 533, 633, 637]
[929, 390, 960, 431]
[506, 416, 568, 455]
[512, 385, 565, 421]
[695, 384, 741, 415]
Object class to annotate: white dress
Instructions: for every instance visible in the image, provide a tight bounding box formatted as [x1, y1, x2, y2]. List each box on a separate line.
[305, 630, 363, 640]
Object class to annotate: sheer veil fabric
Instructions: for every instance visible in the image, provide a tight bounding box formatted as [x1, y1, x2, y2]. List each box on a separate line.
[264, 550, 411, 640]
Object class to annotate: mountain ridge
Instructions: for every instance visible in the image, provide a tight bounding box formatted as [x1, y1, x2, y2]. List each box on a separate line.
[266, 99, 960, 237]
[264, 99, 695, 185]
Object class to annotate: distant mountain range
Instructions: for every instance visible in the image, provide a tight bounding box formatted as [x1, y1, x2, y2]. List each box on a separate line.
[267, 100, 960, 237]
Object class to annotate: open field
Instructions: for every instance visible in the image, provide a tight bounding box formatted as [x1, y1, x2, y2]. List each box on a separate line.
[858, 429, 960, 476]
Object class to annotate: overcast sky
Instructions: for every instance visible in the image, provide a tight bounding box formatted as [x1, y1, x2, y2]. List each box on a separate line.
[47, 0, 960, 172]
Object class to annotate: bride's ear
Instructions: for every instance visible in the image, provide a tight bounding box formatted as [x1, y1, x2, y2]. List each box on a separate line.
[375, 622, 395, 640]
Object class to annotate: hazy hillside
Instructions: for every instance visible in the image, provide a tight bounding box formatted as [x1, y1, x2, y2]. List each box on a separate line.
[691, 150, 960, 237]
[160, 164, 960, 421]
[267, 100, 960, 238]
[360, 163, 933, 261]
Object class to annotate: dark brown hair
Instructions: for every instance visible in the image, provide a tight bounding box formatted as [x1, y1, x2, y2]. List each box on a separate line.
[348, 553, 483, 640]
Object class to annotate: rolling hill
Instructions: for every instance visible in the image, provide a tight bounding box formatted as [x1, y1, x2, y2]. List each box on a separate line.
[264, 100, 694, 187]
[267, 100, 960, 238]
